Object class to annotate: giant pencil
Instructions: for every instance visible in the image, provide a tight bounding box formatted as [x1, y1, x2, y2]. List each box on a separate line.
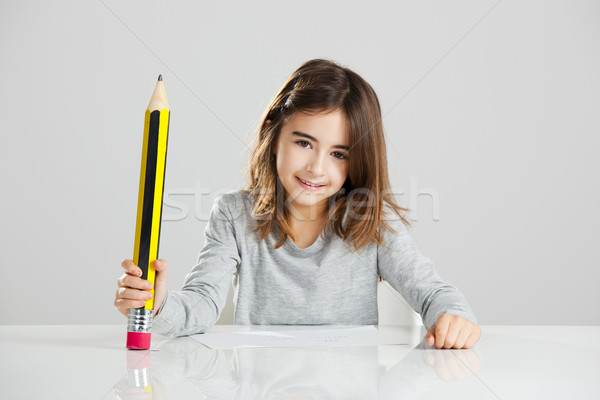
[127, 75, 170, 350]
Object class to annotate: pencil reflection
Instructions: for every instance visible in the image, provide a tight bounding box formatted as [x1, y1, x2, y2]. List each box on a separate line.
[110, 336, 482, 399]
[112, 350, 162, 400]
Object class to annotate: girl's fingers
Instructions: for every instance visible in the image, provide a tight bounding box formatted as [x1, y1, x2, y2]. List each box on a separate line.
[445, 318, 467, 349]
[153, 259, 168, 272]
[114, 298, 147, 311]
[117, 274, 153, 290]
[464, 327, 482, 349]
[121, 259, 142, 277]
[453, 330, 470, 349]
[434, 318, 451, 349]
[115, 259, 160, 318]
[153, 260, 168, 286]
[425, 326, 436, 346]
[116, 287, 153, 301]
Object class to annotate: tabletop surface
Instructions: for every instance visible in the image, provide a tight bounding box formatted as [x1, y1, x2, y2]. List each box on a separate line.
[0, 324, 598, 399]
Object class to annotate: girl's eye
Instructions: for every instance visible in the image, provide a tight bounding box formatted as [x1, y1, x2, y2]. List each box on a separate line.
[296, 140, 347, 160]
[296, 140, 311, 148]
[332, 152, 347, 160]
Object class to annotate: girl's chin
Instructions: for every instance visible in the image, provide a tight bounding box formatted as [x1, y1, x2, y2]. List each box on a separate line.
[291, 189, 329, 199]
[289, 195, 329, 210]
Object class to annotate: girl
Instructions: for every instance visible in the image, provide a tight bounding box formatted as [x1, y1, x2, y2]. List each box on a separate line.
[115, 59, 481, 349]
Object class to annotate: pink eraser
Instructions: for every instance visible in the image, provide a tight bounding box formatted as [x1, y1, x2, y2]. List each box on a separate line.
[127, 332, 151, 350]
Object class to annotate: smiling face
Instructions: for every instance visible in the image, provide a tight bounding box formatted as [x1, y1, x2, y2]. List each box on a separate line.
[273, 109, 350, 221]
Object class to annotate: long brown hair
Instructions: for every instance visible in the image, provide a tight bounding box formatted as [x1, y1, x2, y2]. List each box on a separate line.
[245, 58, 410, 252]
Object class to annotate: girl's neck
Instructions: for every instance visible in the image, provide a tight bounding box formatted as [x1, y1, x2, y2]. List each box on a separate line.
[287, 202, 328, 225]
[287, 204, 328, 249]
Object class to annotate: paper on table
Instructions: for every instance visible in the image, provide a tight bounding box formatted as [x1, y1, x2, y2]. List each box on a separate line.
[189, 326, 408, 349]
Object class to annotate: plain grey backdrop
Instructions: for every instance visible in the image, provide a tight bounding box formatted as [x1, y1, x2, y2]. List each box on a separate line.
[0, 0, 598, 326]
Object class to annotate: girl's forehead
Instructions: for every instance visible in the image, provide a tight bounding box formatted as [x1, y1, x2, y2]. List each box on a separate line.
[284, 110, 349, 143]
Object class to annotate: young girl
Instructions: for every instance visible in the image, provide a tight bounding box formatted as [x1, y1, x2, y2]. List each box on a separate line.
[115, 59, 481, 349]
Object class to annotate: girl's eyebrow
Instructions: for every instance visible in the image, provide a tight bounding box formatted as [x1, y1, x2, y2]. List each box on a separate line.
[291, 131, 350, 151]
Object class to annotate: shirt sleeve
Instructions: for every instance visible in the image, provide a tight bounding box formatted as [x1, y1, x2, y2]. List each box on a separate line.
[153, 193, 240, 337]
[377, 211, 477, 330]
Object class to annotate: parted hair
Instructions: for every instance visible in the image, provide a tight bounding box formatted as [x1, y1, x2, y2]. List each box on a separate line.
[245, 58, 410, 252]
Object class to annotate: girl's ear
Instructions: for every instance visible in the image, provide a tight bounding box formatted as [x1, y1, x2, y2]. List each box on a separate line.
[266, 119, 271, 125]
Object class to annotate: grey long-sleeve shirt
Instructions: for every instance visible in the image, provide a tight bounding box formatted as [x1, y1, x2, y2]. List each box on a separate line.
[153, 190, 477, 337]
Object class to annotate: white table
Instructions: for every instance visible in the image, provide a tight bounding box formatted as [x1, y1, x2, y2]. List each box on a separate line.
[0, 325, 598, 399]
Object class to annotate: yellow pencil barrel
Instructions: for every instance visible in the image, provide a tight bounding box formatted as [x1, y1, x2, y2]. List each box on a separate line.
[127, 75, 170, 350]
[133, 108, 169, 309]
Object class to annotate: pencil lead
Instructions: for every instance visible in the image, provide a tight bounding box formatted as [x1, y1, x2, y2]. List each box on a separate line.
[158, 74, 163, 81]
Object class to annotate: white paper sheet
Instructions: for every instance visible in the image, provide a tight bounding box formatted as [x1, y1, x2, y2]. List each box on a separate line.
[189, 326, 409, 349]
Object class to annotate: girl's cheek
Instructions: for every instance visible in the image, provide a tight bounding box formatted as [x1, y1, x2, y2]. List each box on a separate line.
[336, 164, 349, 179]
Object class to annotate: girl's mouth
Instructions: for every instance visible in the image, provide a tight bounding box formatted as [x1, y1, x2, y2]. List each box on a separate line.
[296, 176, 324, 190]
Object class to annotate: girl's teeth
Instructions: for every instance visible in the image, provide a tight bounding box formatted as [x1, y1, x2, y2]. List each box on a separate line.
[300, 178, 320, 187]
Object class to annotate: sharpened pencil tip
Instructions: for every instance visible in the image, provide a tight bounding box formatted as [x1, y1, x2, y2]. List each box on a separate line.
[158, 74, 163, 81]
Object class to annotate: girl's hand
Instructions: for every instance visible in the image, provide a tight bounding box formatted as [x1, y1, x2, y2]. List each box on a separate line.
[114, 259, 169, 318]
[425, 314, 481, 349]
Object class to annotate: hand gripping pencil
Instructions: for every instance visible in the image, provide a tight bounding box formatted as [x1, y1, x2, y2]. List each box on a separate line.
[127, 75, 170, 350]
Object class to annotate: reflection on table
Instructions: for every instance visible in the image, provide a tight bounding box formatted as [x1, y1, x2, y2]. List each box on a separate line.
[110, 325, 486, 400]
[3, 325, 597, 399]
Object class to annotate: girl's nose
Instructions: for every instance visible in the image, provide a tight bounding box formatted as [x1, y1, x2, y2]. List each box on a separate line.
[307, 152, 326, 175]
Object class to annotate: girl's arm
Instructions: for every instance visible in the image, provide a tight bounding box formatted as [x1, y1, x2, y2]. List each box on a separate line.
[152, 194, 240, 337]
[377, 213, 477, 331]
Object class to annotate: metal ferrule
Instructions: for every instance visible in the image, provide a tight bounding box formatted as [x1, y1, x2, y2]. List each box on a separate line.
[127, 308, 153, 333]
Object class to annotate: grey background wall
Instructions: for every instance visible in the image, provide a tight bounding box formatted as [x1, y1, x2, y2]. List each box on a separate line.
[0, 0, 598, 326]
